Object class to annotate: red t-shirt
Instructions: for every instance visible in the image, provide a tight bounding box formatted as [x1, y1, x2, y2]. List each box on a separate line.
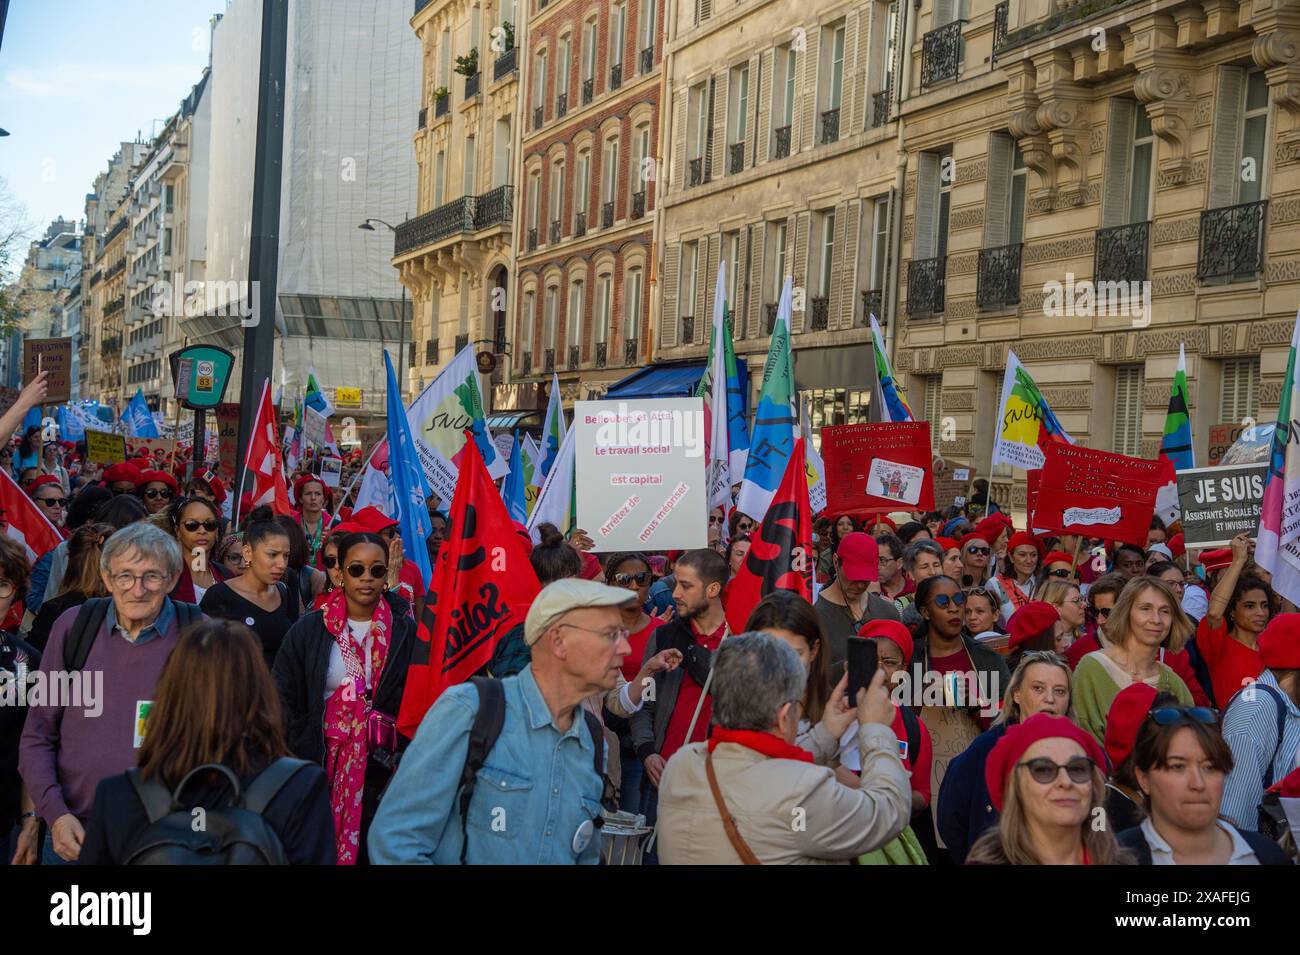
[394, 562, 425, 611]
[1195, 616, 1264, 706]
[621, 616, 665, 683]
[1067, 631, 1101, 670]
[660, 619, 727, 761]
[892, 706, 933, 807]
[929, 648, 994, 730]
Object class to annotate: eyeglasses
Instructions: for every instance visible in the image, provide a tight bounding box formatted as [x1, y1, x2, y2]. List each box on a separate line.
[36, 497, 66, 508]
[0, 579, 14, 599]
[612, 571, 651, 586]
[143, 489, 173, 500]
[1092, 606, 1113, 619]
[322, 554, 338, 569]
[557, 622, 630, 643]
[1047, 568, 1074, 579]
[708, 515, 724, 525]
[1018, 756, 1094, 785]
[181, 519, 220, 533]
[932, 592, 967, 608]
[1149, 706, 1218, 727]
[111, 571, 168, 591]
[346, 562, 388, 580]
[966, 546, 990, 556]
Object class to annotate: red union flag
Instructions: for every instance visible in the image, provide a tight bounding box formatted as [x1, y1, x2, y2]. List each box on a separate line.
[0, 469, 62, 561]
[245, 379, 293, 516]
[724, 437, 814, 633]
[397, 437, 541, 737]
[1035, 443, 1168, 547]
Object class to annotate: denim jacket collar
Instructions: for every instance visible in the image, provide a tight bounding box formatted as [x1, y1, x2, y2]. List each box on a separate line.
[517, 664, 591, 745]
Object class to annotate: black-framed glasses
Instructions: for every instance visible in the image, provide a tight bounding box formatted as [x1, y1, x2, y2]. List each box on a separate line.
[182, 519, 219, 533]
[1018, 756, 1094, 785]
[1047, 568, 1073, 579]
[143, 488, 173, 500]
[1092, 606, 1113, 619]
[933, 592, 967, 608]
[36, 496, 66, 508]
[1149, 706, 1218, 727]
[612, 571, 650, 586]
[346, 562, 388, 580]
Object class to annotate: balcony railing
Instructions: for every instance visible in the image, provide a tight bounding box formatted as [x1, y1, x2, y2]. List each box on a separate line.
[728, 142, 745, 175]
[624, 338, 638, 364]
[992, 1, 1010, 63]
[455, 333, 470, 353]
[872, 90, 891, 128]
[520, 350, 532, 374]
[418, 107, 427, 129]
[464, 72, 481, 99]
[105, 260, 125, 281]
[394, 196, 476, 254]
[557, 92, 567, 118]
[765, 303, 778, 334]
[921, 20, 963, 88]
[774, 125, 791, 159]
[681, 315, 695, 345]
[533, 105, 544, 130]
[809, 296, 829, 330]
[1094, 221, 1150, 286]
[473, 184, 513, 230]
[907, 257, 947, 315]
[544, 348, 555, 373]
[582, 77, 594, 105]
[977, 243, 1023, 309]
[425, 339, 438, 363]
[575, 211, 587, 237]
[631, 191, 646, 220]
[549, 220, 561, 245]
[819, 108, 840, 145]
[527, 227, 538, 252]
[610, 64, 623, 91]
[1198, 200, 1267, 282]
[105, 217, 128, 244]
[568, 345, 580, 369]
[640, 47, 654, 74]
[689, 157, 704, 187]
[435, 92, 449, 117]
[595, 341, 607, 368]
[494, 46, 517, 81]
[861, 289, 883, 326]
[601, 201, 614, 229]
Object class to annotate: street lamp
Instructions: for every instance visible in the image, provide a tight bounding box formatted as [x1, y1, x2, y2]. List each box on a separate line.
[358, 217, 408, 397]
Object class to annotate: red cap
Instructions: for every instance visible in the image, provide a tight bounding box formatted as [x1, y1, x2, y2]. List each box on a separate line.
[138, 469, 178, 495]
[984, 713, 1106, 813]
[25, 474, 62, 495]
[1199, 548, 1233, 572]
[1042, 550, 1075, 568]
[326, 521, 363, 538]
[1007, 531, 1045, 560]
[859, 619, 913, 663]
[293, 473, 334, 511]
[351, 505, 399, 534]
[1167, 533, 1185, 560]
[1008, 601, 1059, 650]
[1258, 613, 1300, 669]
[1104, 683, 1158, 771]
[835, 532, 879, 582]
[102, 462, 144, 487]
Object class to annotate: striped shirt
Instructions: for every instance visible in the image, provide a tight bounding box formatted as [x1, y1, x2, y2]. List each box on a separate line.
[1221, 669, 1300, 831]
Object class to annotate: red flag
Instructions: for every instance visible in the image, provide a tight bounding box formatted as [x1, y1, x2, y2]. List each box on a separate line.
[396, 436, 541, 736]
[245, 379, 293, 516]
[724, 437, 814, 633]
[0, 469, 63, 561]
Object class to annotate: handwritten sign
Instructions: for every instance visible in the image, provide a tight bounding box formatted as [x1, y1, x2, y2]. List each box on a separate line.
[821, 422, 935, 515]
[23, 338, 73, 403]
[86, 431, 126, 465]
[1034, 443, 1167, 546]
[919, 706, 983, 848]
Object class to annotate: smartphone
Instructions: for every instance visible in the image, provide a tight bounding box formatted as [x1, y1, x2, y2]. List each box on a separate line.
[846, 636, 878, 708]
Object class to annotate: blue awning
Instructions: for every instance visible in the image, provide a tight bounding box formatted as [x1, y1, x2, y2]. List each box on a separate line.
[605, 361, 707, 398]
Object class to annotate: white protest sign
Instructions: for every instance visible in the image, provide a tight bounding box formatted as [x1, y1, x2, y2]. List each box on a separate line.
[320, 455, 343, 488]
[865, 458, 924, 506]
[302, 407, 329, 448]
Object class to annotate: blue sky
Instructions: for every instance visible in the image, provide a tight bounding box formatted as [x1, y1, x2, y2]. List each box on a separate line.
[1, 0, 223, 253]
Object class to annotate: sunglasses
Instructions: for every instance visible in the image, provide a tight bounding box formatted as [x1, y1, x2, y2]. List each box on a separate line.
[1092, 606, 1113, 619]
[182, 519, 220, 533]
[346, 562, 388, 580]
[966, 546, 990, 556]
[322, 554, 338, 569]
[1018, 756, 1094, 785]
[613, 571, 651, 586]
[36, 497, 66, 508]
[1047, 568, 1074, 578]
[1149, 706, 1218, 727]
[932, 592, 967, 608]
[143, 489, 173, 500]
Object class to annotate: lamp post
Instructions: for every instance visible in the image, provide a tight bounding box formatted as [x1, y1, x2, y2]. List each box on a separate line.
[359, 216, 408, 399]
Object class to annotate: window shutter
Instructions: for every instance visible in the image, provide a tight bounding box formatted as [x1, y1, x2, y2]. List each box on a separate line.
[1220, 357, 1259, 423]
[747, 52, 761, 163]
[1209, 66, 1246, 210]
[699, 0, 712, 22]
[1112, 365, 1145, 456]
[1101, 98, 1135, 228]
[661, 244, 680, 347]
[704, 77, 717, 178]
[671, 89, 688, 192]
[747, 223, 765, 337]
[798, 29, 820, 154]
[712, 70, 729, 180]
[925, 376, 943, 452]
[844, 13, 862, 132]
[735, 226, 750, 336]
[915, 151, 940, 259]
[984, 131, 1014, 248]
[838, 199, 860, 328]
[934, 0, 954, 27]
[792, 211, 810, 333]
[697, 238, 711, 326]
[758, 49, 774, 163]
[704, 233, 721, 317]
[865, 0, 879, 98]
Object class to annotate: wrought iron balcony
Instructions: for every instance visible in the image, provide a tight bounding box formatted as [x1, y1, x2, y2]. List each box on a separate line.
[568, 344, 580, 368]
[809, 296, 829, 330]
[640, 47, 654, 74]
[819, 108, 840, 145]
[575, 211, 587, 237]
[595, 341, 607, 368]
[1094, 221, 1150, 286]
[992, 1, 1010, 63]
[774, 125, 791, 159]
[527, 227, 538, 252]
[1198, 200, 1267, 282]
[105, 217, 128, 244]
[610, 64, 623, 91]
[494, 46, 517, 81]
[631, 191, 645, 220]
[861, 289, 883, 326]
[473, 185, 513, 230]
[765, 303, 777, 334]
[418, 107, 427, 129]
[394, 196, 476, 254]
[582, 77, 594, 105]
[544, 348, 555, 373]
[549, 220, 561, 245]
[465, 72, 481, 99]
[907, 256, 947, 315]
[872, 90, 890, 128]
[435, 92, 449, 118]
[105, 260, 126, 280]
[977, 243, 1023, 309]
[455, 333, 469, 353]
[624, 338, 638, 364]
[533, 105, 544, 130]
[602, 201, 614, 229]
[921, 20, 963, 88]
[681, 315, 695, 345]
[688, 157, 704, 187]
[557, 92, 567, 118]
[728, 142, 745, 175]
[520, 350, 531, 374]
[425, 339, 438, 363]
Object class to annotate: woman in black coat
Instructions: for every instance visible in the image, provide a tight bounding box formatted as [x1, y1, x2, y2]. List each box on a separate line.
[272, 532, 415, 866]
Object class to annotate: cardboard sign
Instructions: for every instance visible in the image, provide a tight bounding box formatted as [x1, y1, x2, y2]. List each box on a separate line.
[1176, 464, 1268, 548]
[573, 398, 707, 551]
[335, 386, 363, 410]
[216, 403, 240, 482]
[919, 706, 983, 848]
[86, 431, 126, 465]
[1034, 443, 1166, 546]
[1208, 423, 1242, 468]
[319, 455, 343, 488]
[23, 337, 73, 403]
[302, 406, 329, 448]
[820, 422, 935, 515]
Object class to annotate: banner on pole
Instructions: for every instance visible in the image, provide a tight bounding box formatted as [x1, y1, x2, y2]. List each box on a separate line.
[1034, 443, 1166, 546]
[820, 422, 935, 515]
[1176, 464, 1268, 548]
[335, 386, 363, 410]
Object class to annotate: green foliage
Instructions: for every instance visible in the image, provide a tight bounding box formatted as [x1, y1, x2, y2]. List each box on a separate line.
[454, 48, 479, 77]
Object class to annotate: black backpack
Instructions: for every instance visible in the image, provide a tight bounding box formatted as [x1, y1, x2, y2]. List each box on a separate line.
[1225, 681, 1290, 838]
[123, 758, 311, 865]
[456, 676, 614, 864]
[63, 597, 202, 671]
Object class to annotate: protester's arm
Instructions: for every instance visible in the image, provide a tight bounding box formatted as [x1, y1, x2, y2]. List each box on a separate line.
[613, 648, 682, 713]
[628, 632, 661, 761]
[798, 671, 852, 765]
[0, 373, 48, 445]
[367, 687, 478, 864]
[17, 621, 73, 826]
[1220, 699, 1273, 830]
[11, 785, 39, 865]
[1204, 533, 1249, 631]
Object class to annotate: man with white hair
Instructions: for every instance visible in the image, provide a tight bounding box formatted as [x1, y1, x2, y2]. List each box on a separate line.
[19, 522, 201, 864]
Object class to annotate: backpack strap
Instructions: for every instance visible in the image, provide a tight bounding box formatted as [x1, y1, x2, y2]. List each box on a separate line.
[899, 704, 922, 767]
[242, 757, 312, 814]
[171, 599, 202, 636]
[582, 707, 614, 817]
[63, 597, 113, 672]
[1228, 682, 1288, 788]
[126, 767, 175, 825]
[459, 677, 506, 865]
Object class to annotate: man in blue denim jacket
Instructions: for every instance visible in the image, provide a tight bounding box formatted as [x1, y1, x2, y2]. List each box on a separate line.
[368, 578, 635, 864]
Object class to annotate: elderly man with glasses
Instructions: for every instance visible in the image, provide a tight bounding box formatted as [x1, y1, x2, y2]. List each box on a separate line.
[19, 523, 203, 864]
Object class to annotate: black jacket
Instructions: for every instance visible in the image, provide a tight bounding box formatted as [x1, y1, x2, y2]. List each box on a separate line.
[1118, 823, 1292, 865]
[629, 616, 714, 762]
[0, 631, 40, 828]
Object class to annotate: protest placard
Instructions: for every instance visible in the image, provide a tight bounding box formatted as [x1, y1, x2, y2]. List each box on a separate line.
[1208, 423, 1241, 467]
[302, 406, 329, 448]
[1176, 464, 1268, 548]
[23, 338, 73, 403]
[335, 387, 362, 410]
[1034, 443, 1166, 546]
[216, 403, 240, 481]
[919, 706, 983, 848]
[86, 431, 126, 465]
[820, 421, 935, 515]
[574, 397, 707, 551]
[320, 455, 343, 488]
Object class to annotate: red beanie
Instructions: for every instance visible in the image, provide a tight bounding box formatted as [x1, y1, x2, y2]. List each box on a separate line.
[1167, 533, 1185, 560]
[859, 619, 913, 663]
[1008, 601, 1059, 650]
[1258, 613, 1300, 670]
[138, 469, 178, 495]
[960, 531, 991, 551]
[984, 713, 1106, 813]
[937, 536, 958, 552]
[580, 550, 603, 580]
[1007, 531, 1045, 560]
[1104, 683, 1158, 771]
[102, 462, 143, 487]
[977, 515, 1013, 543]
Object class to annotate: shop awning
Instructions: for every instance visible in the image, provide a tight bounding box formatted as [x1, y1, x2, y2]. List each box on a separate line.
[605, 361, 708, 398]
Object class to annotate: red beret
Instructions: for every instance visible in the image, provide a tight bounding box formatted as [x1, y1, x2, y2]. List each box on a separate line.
[351, 505, 399, 534]
[1199, 548, 1233, 572]
[984, 713, 1106, 813]
[1272, 764, 1300, 798]
[293, 473, 334, 510]
[102, 462, 143, 487]
[1042, 550, 1075, 567]
[1104, 683, 1158, 771]
[1167, 533, 1185, 559]
[326, 521, 363, 538]
[936, 536, 958, 552]
[959, 532, 991, 550]
[200, 471, 228, 506]
[138, 469, 178, 495]
[1007, 531, 1045, 559]
[1008, 601, 1059, 650]
[976, 515, 1011, 540]
[1258, 613, 1300, 670]
[859, 619, 913, 663]
[25, 474, 62, 494]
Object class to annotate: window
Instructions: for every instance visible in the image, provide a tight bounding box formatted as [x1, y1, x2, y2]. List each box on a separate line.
[434, 151, 445, 207]
[528, 171, 541, 231]
[439, 29, 451, 86]
[602, 137, 619, 205]
[638, 0, 656, 62]
[772, 220, 788, 301]
[690, 83, 708, 162]
[459, 272, 471, 335]
[534, 50, 547, 111]
[567, 279, 584, 349]
[611, 3, 626, 71]
[1129, 106, 1154, 223]
[827, 23, 846, 112]
[880, 1, 899, 94]
[576, 149, 591, 216]
[923, 376, 942, 452]
[463, 136, 476, 196]
[583, 19, 597, 84]
[544, 286, 558, 349]
[723, 230, 741, 307]
[818, 211, 835, 297]
[1113, 365, 1145, 456]
[729, 64, 749, 151]
[549, 160, 564, 230]
[781, 45, 796, 127]
[868, 197, 889, 293]
[683, 241, 699, 318]
[624, 267, 643, 340]
[915, 148, 952, 259]
[596, 274, 612, 344]
[631, 123, 650, 200]
[1220, 357, 1260, 424]
[802, 388, 872, 431]
[521, 290, 535, 356]
[1009, 144, 1027, 245]
[985, 132, 1026, 247]
[1239, 70, 1269, 205]
[557, 36, 570, 100]
[492, 117, 512, 187]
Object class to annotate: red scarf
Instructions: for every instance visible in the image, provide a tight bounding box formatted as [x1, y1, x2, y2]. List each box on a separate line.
[708, 727, 814, 763]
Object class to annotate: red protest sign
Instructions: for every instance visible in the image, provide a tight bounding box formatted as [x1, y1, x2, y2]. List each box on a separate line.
[820, 422, 935, 516]
[1035, 443, 1168, 546]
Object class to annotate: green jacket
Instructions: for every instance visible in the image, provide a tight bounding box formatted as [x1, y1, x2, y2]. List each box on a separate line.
[1072, 652, 1193, 745]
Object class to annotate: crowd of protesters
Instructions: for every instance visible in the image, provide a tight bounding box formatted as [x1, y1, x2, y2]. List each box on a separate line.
[1, 372, 1298, 867]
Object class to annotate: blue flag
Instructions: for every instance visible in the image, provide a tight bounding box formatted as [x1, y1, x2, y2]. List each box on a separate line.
[383, 351, 434, 589]
[501, 431, 528, 523]
[124, 389, 159, 438]
[58, 405, 84, 442]
[23, 405, 41, 432]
